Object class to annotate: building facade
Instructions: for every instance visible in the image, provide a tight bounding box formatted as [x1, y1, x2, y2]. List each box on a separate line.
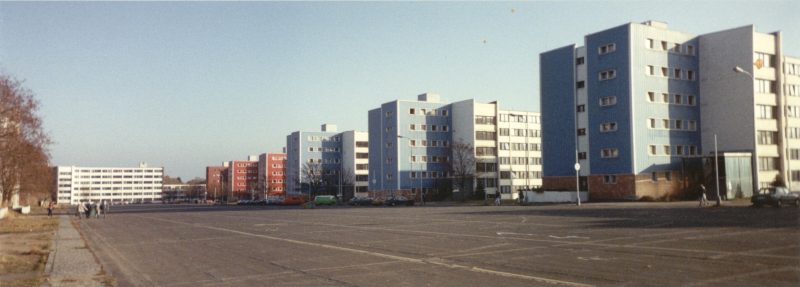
[368, 93, 541, 201]
[54, 163, 164, 205]
[540, 21, 799, 201]
[227, 156, 259, 200]
[205, 165, 228, 201]
[285, 124, 368, 200]
[259, 152, 287, 197]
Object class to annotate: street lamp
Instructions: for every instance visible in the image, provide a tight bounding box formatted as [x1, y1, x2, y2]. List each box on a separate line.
[733, 66, 753, 78]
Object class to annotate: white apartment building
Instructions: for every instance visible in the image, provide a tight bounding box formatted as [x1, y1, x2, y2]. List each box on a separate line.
[54, 163, 164, 205]
[451, 99, 542, 199]
[341, 130, 370, 198]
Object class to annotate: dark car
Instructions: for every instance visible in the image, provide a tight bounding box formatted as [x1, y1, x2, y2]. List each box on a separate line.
[384, 195, 414, 207]
[752, 187, 800, 208]
[348, 197, 374, 206]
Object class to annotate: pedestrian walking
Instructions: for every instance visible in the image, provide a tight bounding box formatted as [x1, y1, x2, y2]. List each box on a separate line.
[92, 202, 99, 219]
[77, 203, 85, 218]
[84, 202, 92, 218]
[47, 201, 55, 217]
[698, 184, 708, 207]
[494, 190, 501, 206]
[518, 190, 525, 205]
[99, 200, 107, 219]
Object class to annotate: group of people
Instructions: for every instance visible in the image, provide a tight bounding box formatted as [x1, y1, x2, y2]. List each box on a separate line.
[76, 200, 108, 219]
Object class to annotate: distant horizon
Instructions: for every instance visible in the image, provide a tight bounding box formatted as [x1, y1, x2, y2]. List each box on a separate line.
[2, 1, 797, 180]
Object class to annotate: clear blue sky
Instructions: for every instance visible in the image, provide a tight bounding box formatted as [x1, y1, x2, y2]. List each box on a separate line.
[1, 1, 797, 180]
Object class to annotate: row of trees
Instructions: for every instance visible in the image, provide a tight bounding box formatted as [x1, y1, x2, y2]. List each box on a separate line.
[1, 74, 52, 207]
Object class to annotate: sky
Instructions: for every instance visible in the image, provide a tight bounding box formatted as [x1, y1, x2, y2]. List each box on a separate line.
[1, 1, 798, 180]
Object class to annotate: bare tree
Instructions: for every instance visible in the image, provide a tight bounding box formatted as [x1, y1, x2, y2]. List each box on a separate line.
[1, 75, 51, 207]
[447, 139, 476, 200]
[301, 161, 325, 199]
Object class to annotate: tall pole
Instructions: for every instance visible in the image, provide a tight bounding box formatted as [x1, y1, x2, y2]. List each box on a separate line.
[714, 134, 721, 206]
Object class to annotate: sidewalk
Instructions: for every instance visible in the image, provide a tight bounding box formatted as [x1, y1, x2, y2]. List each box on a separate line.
[43, 216, 106, 287]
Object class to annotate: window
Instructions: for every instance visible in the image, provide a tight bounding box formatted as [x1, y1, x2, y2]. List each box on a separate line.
[661, 41, 668, 51]
[577, 104, 586, 112]
[649, 118, 656, 129]
[649, 145, 657, 155]
[661, 67, 669, 77]
[599, 69, 617, 81]
[648, 92, 655, 102]
[576, 81, 585, 89]
[409, 124, 416, 131]
[786, 84, 800, 96]
[792, 170, 800, 182]
[662, 119, 670, 129]
[754, 52, 775, 68]
[787, 106, 800, 118]
[441, 110, 449, 116]
[600, 122, 618, 132]
[758, 157, 779, 171]
[687, 95, 695, 106]
[600, 96, 617, 106]
[601, 148, 619, 158]
[687, 70, 695, 81]
[788, 127, 800, 139]
[577, 128, 586, 136]
[603, 175, 617, 184]
[662, 93, 669, 103]
[674, 94, 682, 105]
[598, 43, 616, 55]
[578, 152, 587, 160]
[689, 146, 698, 156]
[756, 79, 776, 94]
[475, 131, 496, 140]
[687, 45, 695, 55]
[793, 149, 800, 160]
[576, 57, 585, 65]
[647, 65, 655, 76]
[688, 120, 697, 131]
[673, 43, 681, 53]
[676, 145, 684, 155]
[758, 131, 777, 144]
[409, 108, 415, 114]
[757, 105, 776, 119]
[646, 38, 654, 49]
[675, 120, 683, 130]
[674, 68, 682, 80]
[663, 145, 671, 155]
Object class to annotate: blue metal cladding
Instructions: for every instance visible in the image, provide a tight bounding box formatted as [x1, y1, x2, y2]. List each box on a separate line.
[368, 108, 384, 191]
[586, 25, 633, 174]
[540, 45, 578, 177]
[396, 101, 451, 191]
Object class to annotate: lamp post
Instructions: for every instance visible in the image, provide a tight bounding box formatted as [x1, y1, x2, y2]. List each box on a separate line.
[730, 65, 756, 207]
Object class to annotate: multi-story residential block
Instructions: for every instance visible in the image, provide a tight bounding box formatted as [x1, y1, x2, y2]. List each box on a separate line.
[368, 93, 541, 201]
[285, 124, 369, 200]
[259, 152, 287, 197]
[228, 156, 259, 200]
[205, 164, 228, 200]
[540, 20, 799, 201]
[54, 163, 164, 205]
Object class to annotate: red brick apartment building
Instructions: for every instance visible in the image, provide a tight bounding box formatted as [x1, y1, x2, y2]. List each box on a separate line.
[205, 166, 228, 201]
[228, 159, 259, 200]
[267, 153, 286, 196]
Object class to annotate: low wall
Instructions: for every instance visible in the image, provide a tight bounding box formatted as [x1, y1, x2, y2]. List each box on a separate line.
[524, 190, 588, 203]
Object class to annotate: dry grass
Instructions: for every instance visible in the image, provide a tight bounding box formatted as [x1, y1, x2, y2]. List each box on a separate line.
[0, 215, 58, 286]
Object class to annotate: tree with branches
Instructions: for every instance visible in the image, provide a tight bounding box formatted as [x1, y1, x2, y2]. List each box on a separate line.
[301, 161, 325, 199]
[447, 139, 476, 200]
[1, 74, 51, 207]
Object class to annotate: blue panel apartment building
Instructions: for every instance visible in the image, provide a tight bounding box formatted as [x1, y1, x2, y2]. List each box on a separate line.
[285, 124, 370, 199]
[541, 20, 800, 199]
[369, 93, 542, 201]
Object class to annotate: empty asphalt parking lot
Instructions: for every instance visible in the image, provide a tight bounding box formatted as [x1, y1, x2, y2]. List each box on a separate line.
[76, 202, 799, 287]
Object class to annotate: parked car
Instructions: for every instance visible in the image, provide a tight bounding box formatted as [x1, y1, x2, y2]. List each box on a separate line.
[265, 197, 283, 205]
[314, 195, 337, 206]
[752, 186, 800, 208]
[348, 197, 374, 206]
[280, 195, 306, 206]
[384, 195, 414, 206]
